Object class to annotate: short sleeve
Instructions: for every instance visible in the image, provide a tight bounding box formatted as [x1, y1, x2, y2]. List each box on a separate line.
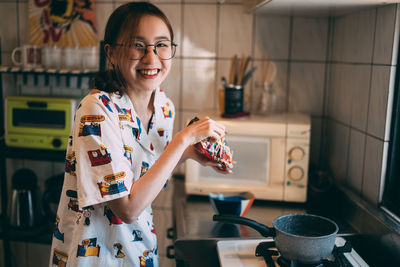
[72, 93, 133, 208]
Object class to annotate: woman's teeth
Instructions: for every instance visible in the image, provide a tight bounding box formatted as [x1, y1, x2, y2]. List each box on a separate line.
[140, 69, 158, 75]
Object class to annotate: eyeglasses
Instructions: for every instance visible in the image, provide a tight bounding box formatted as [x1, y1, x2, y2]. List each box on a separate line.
[114, 40, 178, 60]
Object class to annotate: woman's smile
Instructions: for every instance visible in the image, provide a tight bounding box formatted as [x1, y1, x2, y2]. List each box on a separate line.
[137, 68, 161, 79]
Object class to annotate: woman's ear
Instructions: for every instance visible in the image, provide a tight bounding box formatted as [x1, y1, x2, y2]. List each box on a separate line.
[104, 44, 114, 65]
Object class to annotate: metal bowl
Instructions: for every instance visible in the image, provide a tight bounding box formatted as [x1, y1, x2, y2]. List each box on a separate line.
[209, 192, 255, 217]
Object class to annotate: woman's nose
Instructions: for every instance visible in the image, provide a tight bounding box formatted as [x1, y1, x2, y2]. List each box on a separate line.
[141, 46, 158, 63]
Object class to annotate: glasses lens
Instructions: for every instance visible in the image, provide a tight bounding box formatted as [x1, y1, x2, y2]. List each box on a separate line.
[155, 41, 175, 60]
[129, 41, 146, 60]
[127, 41, 176, 60]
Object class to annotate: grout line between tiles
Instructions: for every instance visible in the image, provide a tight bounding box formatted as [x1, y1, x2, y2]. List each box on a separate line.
[326, 116, 386, 142]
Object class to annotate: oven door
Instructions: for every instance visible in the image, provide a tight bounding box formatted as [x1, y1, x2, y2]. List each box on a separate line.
[185, 135, 278, 194]
[6, 97, 72, 136]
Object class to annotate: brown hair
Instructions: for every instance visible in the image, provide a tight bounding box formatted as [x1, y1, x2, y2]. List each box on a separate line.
[92, 2, 174, 94]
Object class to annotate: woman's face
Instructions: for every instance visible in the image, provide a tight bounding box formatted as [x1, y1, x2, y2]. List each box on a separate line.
[115, 15, 172, 93]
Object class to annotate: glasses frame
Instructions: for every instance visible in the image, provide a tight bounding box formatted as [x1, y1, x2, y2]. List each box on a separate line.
[114, 40, 178, 60]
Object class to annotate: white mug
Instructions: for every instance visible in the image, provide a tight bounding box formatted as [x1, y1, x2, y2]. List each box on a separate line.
[11, 45, 42, 68]
[82, 46, 99, 70]
[43, 46, 62, 69]
[64, 46, 81, 69]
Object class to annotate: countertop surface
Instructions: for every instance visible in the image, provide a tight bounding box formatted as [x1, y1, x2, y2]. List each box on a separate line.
[173, 177, 355, 241]
[172, 177, 358, 266]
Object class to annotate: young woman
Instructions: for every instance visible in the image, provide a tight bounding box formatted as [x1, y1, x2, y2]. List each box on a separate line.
[49, 2, 229, 266]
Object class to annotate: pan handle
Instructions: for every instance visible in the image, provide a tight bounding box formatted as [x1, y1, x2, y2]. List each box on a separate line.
[213, 214, 275, 237]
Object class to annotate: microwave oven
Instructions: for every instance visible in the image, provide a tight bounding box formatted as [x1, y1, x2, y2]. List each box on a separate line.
[185, 112, 311, 202]
[5, 96, 79, 150]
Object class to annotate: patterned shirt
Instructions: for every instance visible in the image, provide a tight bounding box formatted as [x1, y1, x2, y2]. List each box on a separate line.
[49, 87, 175, 267]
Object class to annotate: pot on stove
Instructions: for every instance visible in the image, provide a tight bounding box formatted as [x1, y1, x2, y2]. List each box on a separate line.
[213, 213, 339, 264]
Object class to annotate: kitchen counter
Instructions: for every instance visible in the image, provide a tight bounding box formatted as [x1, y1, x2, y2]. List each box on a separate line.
[172, 176, 356, 267]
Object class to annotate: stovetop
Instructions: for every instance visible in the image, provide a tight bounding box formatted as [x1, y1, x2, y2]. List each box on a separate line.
[217, 237, 369, 267]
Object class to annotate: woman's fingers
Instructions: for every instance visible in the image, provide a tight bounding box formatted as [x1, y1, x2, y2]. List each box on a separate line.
[187, 117, 226, 144]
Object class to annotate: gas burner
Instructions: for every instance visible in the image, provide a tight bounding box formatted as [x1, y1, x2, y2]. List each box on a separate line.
[255, 241, 353, 267]
[216, 237, 369, 267]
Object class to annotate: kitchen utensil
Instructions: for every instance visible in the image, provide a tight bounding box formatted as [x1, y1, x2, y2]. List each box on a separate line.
[241, 66, 256, 86]
[209, 192, 254, 216]
[229, 55, 237, 84]
[213, 213, 339, 264]
[237, 55, 250, 85]
[8, 168, 43, 229]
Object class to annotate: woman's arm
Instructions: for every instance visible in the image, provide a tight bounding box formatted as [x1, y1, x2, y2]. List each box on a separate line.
[107, 117, 225, 223]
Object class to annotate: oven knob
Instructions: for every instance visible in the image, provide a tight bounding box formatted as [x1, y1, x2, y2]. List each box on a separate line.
[52, 138, 62, 148]
[288, 166, 304, 181]
[289, 147, 305, 162]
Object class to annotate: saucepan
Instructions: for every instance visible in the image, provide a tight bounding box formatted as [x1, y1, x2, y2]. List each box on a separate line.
[213, 213, 339, 264]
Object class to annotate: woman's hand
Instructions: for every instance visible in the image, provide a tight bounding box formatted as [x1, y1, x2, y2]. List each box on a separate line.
[183, 145, 232, 174]
[178, 116, 226, 146]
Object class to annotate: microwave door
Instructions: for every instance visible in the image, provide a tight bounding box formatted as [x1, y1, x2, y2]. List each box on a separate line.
[198, 135, 270, 186]
[12, 108, 66, 129]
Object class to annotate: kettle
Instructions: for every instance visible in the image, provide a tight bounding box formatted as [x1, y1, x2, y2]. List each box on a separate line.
[8, 168, 43, 229]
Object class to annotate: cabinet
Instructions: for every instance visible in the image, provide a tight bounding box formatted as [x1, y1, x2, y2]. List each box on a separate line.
[245, 0, 399, 16]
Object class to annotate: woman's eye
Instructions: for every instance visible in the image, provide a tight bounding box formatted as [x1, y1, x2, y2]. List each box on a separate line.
[156, 42, 169, 48]
[134, 43, 145, 48]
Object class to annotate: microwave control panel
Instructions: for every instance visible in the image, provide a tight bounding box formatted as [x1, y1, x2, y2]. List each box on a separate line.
[284, 139, 310, 202]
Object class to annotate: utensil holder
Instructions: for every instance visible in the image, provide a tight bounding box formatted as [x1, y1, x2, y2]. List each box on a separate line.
[224, 85, 243, 114]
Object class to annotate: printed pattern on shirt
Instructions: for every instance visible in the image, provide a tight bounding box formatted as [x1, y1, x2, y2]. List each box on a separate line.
[49, 88, 174, 267]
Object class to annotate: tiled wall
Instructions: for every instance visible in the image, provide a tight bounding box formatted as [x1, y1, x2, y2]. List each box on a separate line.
[0, 0, 398, 266]
[324, 5, 399, 205]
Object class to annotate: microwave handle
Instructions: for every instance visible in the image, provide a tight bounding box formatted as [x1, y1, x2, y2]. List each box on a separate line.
[27, 101, 47, 108]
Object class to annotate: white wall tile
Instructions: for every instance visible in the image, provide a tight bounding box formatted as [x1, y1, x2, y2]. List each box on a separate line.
[1, 52, 12, 65]
[327, 63, 351, 124]
[151, 0, 182, 3]
[326, 120, 349, 183]
[362, 135, 384, 204]
[367, 65, 391, 140]
[18, 1, 29, 46]
[218, 4, 253, 58]
[373, 5, 397, 65]
[254, 15, 290, 60]
[161, 58, 181, 112]
[349, 65, 371, 131]
[183, 4, 217, 58]
[182, 58, 216, 111]
[0, 2, 18, 52]
[291, 17, 328, 61]
[331, 9, 375, 63]
[347, 129, 365, 195]
[95, 3, 114, 41]
[157, 4, 182, 58]
[288, 62, 325, 116]
[181, 110, 199, 131]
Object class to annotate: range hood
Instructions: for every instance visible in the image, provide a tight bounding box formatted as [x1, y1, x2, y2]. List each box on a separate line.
[246, 0, 400, 17]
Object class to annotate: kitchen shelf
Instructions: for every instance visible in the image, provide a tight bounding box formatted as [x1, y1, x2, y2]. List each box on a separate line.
[5, 223, 53, 245]
[1, 146, 66, 162]
[0, 65, 97, 75]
